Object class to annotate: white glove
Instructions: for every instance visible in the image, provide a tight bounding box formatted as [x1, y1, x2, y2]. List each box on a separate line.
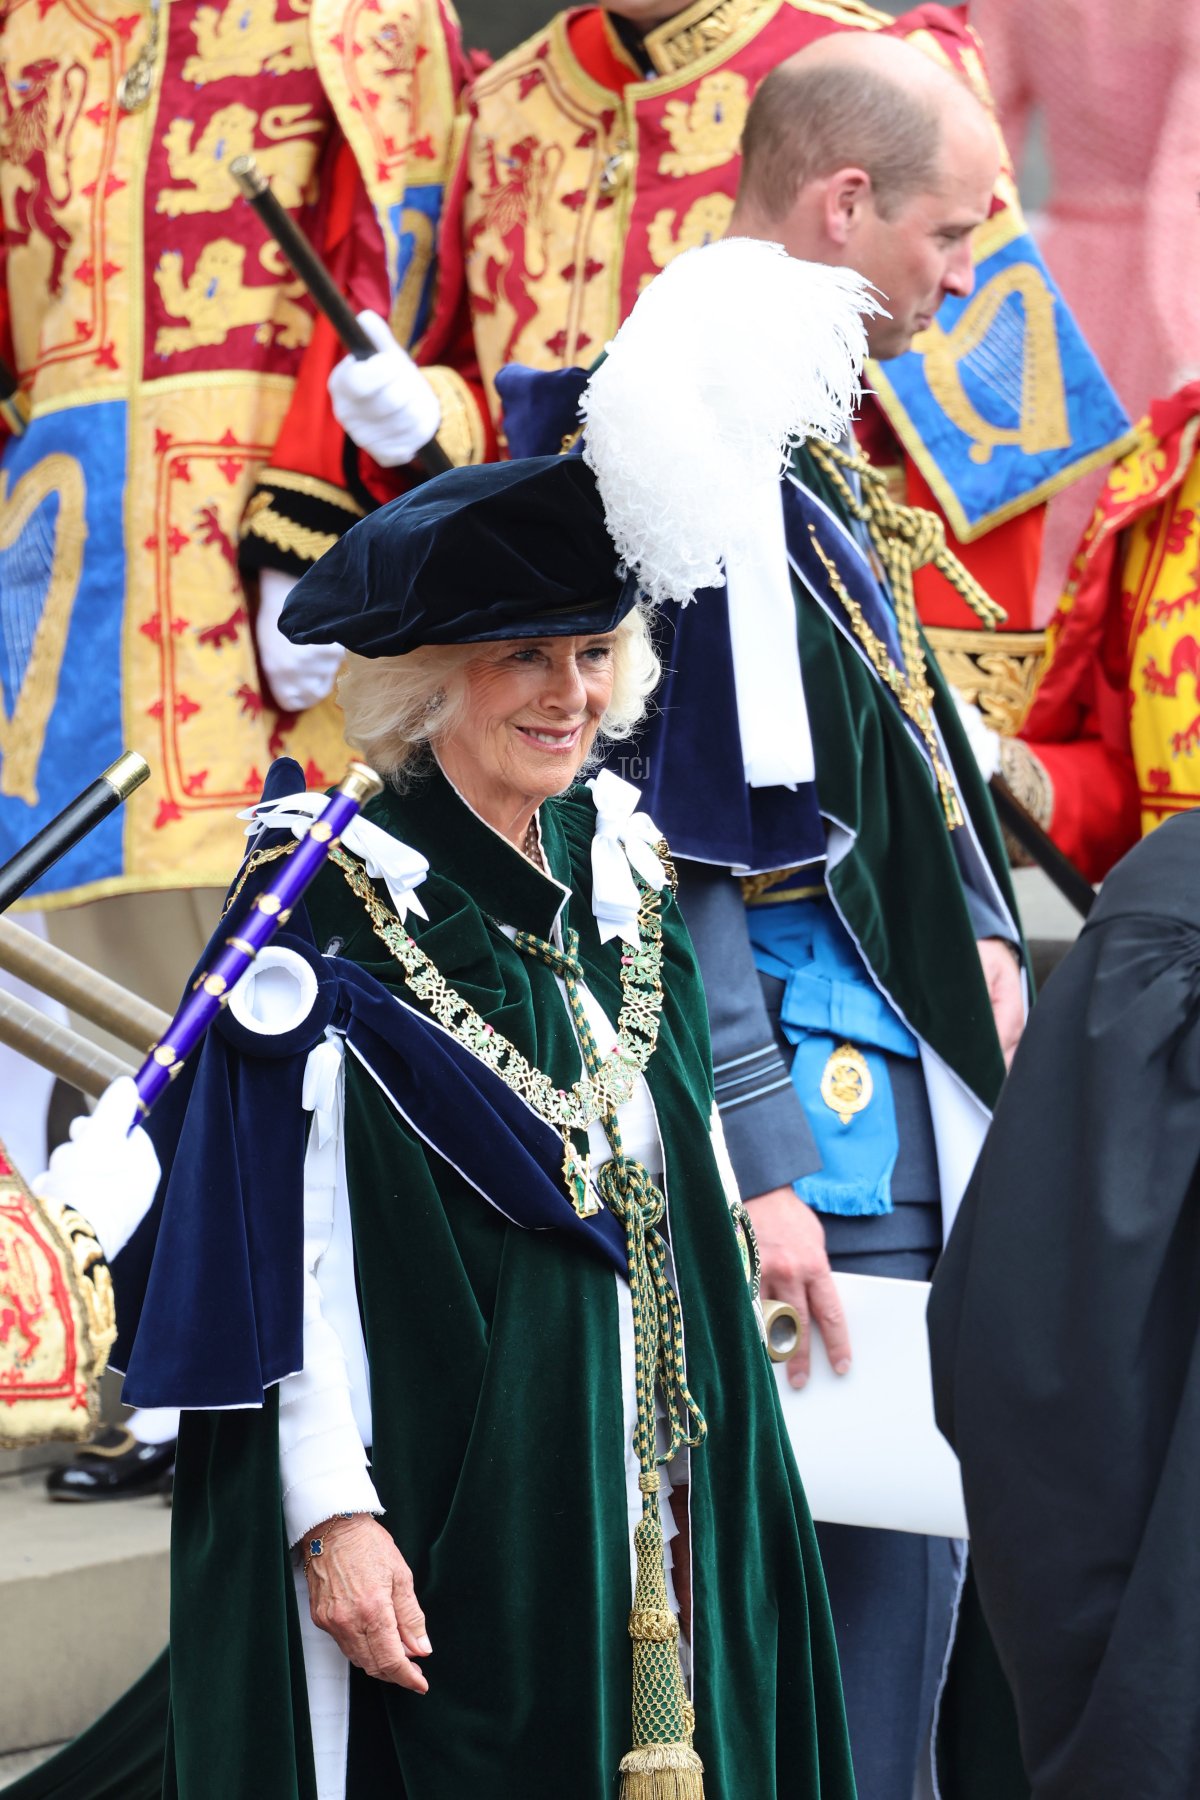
[327, 310, 441, 467]
[33, 1076, 161, 1264]
[950, 687, 1001, 782]
[256, 567, 344, 713]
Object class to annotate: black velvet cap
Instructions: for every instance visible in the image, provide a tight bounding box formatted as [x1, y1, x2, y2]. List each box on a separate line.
[279, 454, 637, 657]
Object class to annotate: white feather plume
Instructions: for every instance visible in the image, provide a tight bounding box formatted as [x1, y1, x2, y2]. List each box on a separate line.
[581, 238, 884, 606]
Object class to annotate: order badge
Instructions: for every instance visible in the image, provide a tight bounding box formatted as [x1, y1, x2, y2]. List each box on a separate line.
[820, 1044, 873, 1127]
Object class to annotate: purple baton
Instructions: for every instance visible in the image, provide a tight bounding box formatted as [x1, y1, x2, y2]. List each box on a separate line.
[132, 761, 383, 1118]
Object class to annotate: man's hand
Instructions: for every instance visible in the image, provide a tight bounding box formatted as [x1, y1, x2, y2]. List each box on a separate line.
[978, 936, 1024, 1068]
[303, 1514, 431, 1692]
[745, 1187, 852, 1390]
[327, 310, 441, 467]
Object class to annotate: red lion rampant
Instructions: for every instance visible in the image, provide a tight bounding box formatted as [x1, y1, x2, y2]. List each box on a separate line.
[2, 56, 88, 296]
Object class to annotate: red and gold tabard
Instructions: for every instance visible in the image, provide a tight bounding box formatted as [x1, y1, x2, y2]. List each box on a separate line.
[420, 0, 1085, 675]
[0, 0, 466, 906]
[0, 1139, 115, 1447]
[454, 0, 892, 424]
[1017, 383, 1200, 880]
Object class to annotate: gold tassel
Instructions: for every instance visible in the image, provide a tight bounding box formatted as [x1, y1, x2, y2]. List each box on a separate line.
[619, 1507, 705, 1800]
[618, 1743, 706, 1800]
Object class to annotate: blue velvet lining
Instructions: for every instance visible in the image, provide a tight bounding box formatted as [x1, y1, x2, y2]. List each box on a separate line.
[111, 760, 627, 1411]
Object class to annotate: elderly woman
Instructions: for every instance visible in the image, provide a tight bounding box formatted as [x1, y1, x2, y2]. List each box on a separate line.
[27, 457, 854, 1800]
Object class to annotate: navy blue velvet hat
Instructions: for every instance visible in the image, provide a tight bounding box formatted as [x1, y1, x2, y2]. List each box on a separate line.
[279, 454, 637, 657]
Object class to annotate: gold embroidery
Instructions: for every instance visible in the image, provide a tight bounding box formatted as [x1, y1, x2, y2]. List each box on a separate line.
[917, 261, 1069, 466]
[647, 193, 734, 270]
[152, 240, 312, 355]
[240, 498, 339, 562]
[0, 1141, 117, 1449]
[739, 866, 803, 905]
[251, 468, 364, 516]
[659, 71, 750, 178]
[998, 736, 1053, 830]
[644, 0, 773, 75]
[781, 0, 890, 24]
[182, 0, 316, 85]
[156, 103, 322, 218]
[924, 626, 1047, 737]
[0, 454, 86, 806]
[423, 365, 488, 466]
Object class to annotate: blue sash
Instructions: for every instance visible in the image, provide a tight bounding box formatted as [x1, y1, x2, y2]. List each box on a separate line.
[748, 897, 918, 1217]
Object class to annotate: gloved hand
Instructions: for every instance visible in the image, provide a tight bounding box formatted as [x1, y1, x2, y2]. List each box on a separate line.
[256, 567, 345, 713]
[33, 1076, 161, 1263]
[327, 311, 441, 467]
[949, 687, 1001, 782]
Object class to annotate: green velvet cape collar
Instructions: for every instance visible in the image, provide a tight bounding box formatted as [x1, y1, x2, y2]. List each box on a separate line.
[362, 755, 574, 938]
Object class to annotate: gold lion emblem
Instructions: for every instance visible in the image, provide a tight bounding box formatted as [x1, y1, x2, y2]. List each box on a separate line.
[646, 193, 735, 272]
[152, 240, 312, 355]
[181, 0, 315, 85]
[156, 103, 321, 218]
[659, 71, 750, 178]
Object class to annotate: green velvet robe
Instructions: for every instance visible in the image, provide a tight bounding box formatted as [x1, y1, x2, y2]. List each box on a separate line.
[161, 766, 856, 1799]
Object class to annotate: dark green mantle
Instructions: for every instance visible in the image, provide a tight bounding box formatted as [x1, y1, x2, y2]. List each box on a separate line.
[159, 766, 855, 1799]
[792, 444, 1026, 1109]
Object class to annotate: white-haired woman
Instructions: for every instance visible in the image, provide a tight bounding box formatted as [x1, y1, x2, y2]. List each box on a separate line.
[26, 458, 855, 1800]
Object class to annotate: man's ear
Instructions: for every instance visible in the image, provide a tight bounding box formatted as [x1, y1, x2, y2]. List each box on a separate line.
[821, 167, 872, 247]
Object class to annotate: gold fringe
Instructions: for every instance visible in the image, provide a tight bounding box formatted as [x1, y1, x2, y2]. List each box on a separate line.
[619, 1743, 706, 1800]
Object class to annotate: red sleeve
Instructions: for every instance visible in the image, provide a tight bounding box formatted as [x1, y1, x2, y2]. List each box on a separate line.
[1020, 528, 1142, 881]
[238, 135, 396, 575]
[908, 459, 1045, 631]
[1030, 733, 1140, 883]
[410, 100, 497, 468]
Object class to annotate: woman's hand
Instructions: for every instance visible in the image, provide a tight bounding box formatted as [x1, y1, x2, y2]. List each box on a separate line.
[303, 1514, 431, 1692]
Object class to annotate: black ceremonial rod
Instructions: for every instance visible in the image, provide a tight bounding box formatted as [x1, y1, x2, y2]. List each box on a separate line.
[0, 752, 150, 916]
[989, 774, 1095, 919]
[229, 155, 453, 479]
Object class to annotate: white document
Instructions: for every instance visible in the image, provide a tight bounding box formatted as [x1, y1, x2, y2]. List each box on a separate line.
[774, 1272, 968, 1539]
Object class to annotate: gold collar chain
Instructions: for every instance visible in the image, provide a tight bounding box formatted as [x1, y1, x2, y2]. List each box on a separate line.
[329, 844, 668, 1134]
[806, 521, 964, 828]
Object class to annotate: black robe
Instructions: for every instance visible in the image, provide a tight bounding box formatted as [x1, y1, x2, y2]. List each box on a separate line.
[928, 809, 1200, 1799]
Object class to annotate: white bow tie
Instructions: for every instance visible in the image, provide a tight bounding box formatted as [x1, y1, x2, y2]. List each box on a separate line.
[587, 769, 668, 947]
[240, 792, 430, 924]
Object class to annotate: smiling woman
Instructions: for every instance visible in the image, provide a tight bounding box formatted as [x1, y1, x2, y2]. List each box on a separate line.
[17, 453, 857, 1800]
[339, 610, 659, 798]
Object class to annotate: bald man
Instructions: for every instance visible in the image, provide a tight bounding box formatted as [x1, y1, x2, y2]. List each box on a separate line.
[606, 34, 1028, 1800]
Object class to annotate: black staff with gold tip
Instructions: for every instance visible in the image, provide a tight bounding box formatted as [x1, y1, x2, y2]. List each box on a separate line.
[0, 752, 150, 915]
[988, 775, 1095, 918]
[229, 154, 453, 481]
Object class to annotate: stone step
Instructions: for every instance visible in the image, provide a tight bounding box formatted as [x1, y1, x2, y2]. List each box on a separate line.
[0, 1472, 169, 1758]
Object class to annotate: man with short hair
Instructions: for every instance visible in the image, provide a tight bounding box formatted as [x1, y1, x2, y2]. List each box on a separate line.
[608, 33, 1027, 1798]
[730, 34, 995, 358]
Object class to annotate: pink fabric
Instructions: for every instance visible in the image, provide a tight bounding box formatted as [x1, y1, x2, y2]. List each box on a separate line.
[971, 0, 1200, 620]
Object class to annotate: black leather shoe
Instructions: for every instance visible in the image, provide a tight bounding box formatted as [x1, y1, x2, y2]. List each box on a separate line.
[45, 1426, 175, 1502]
